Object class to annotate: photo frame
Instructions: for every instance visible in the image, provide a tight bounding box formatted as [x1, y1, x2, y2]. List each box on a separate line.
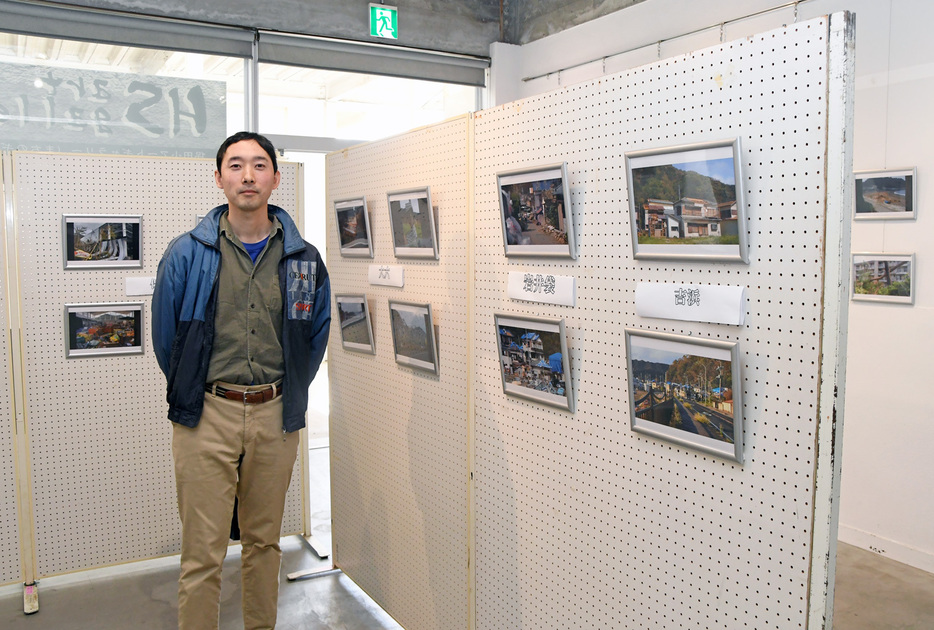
[63, 214, 142, 269]
[388, 300, 439, 375]
[497, 163, 576, 258]
[851, 253, 915, 304]
[625, 329, 743, 463]
[336, 294, 376, 353]
[854, 168, 916, 220]
[65, 302, 144, 358]
[334, 197, 374, 257]
[494, 314, 574, 412]
[387, 187, 438, 259]
[626, 138, 748, 262]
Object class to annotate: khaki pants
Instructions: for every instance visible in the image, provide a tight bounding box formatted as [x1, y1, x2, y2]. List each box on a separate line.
[172, 388, 299, 630]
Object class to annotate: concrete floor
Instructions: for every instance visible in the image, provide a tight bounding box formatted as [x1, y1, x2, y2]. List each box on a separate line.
[3, 537, 933, 629]
[0, 534, 402, 630]
[2, 415, 932, 630]
[832, 542, 934, 629]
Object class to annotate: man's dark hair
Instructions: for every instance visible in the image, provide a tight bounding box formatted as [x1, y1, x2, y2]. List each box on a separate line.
[216, 131, 279, 173]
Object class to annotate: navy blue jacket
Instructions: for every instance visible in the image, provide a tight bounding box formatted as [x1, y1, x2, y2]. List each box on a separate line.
[152, 204, 330, 432]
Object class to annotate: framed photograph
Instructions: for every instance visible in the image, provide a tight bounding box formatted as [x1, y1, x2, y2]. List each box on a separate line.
[65, 303, 144, 358]
[494, 314, 574, 412]
[388, 300, 439, 375]
[626, 138, 748, 262]
[851, 253, 915, 304]
[336, 294, 376, 353]
[195, 213, 207, 227]
[63, 215, 142, 269]
[854, 168, 916, 220]
[625, 329, 743, 463]
[387, 187, 438, 259]
[497, 163, 576, 258]
[334, 197, 374, 257]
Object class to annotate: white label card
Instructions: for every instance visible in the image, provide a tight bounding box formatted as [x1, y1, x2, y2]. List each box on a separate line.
[126, 277, 157, 296]
[635, 283, 746, 326]
[507, 271, 576, 307]
[368, 264, 405, 287]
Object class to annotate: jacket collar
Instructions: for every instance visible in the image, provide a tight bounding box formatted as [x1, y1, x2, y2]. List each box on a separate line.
[192, 204, 306, 255]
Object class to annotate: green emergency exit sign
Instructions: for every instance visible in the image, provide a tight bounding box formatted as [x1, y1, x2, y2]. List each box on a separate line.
[369, 4, 398, 40]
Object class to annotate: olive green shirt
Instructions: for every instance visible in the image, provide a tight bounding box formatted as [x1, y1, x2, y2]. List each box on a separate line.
[205, 211, 285, 385]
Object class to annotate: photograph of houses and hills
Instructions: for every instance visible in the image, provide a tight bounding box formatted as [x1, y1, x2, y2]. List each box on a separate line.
[630, 156, 739, 246]
[629, 336, 735, 445]
[855, 172, 913, 216]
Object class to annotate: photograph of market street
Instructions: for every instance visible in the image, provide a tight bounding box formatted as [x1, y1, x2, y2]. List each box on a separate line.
[500, 176, 568, 246]
[630, 340, 735, 444]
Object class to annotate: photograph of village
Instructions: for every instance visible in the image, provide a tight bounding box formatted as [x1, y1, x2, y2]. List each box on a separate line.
[498, 170, 570, 251]
[628, 333, 736, 448]
[335, 199, 372, 255]
[389, 301, 438, 374]
[337, 295, 374, 353]
[66, 304, 142, 358]
[388, 190, 436, 256]
[854, 169, 914, 218]
[495, 315, 571, 410]
[64, 215, 141, 268]
[630, 155, 739, 247]
[852, 254, 914, 303]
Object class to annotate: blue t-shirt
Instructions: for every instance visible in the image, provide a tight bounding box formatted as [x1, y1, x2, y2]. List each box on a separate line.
[243, 236, 269, 263]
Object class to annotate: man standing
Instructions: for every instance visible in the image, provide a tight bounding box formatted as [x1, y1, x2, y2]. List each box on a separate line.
[152, 131, 330, 629]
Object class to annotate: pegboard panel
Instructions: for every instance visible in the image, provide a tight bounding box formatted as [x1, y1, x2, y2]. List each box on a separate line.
[326, 116, 470, 630]
[0, 156, 21, 586]
[10, 152, 304, 577]
[473, 16, 847, 630]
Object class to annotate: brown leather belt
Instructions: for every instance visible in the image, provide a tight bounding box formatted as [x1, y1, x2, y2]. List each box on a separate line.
[206, 382, 282, 404]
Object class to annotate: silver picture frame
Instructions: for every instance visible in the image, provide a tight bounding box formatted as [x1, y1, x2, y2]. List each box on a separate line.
[65, 302, 144, 358]
[388, 300, 439, 375]
[496, 162, 576, 259]
[625, 329, 743, 463]
[63, 214, 142, 269]
[854, 167, 916, 220]
[387, 187, 438, 259]
[495, 314, 574, 412]
[626, 138, 748, 263]
[336, 293, 376, 353]
[334, 197, 374, 258]
[851, 253, 915, 304]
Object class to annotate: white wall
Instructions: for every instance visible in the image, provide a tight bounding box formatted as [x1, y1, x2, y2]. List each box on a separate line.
[490, 0, 934, 574]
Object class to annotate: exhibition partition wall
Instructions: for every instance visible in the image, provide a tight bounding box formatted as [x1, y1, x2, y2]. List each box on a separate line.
[0, 154, 305, 584]
[327, 13, 853, 630]
[326, 116, 472, 630]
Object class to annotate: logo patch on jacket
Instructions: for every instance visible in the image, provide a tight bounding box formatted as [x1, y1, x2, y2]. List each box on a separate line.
[288, 260, 316, 320]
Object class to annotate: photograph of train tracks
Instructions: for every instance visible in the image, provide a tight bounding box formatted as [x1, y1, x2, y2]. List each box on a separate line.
[625, 329, 743, 462]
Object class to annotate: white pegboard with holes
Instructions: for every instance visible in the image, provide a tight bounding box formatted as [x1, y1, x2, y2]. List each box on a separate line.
[8, 152, 305, 577]
[472, 15, 849, 630]
[0, 156, 21, 586]
[326, 116, 471, 630]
